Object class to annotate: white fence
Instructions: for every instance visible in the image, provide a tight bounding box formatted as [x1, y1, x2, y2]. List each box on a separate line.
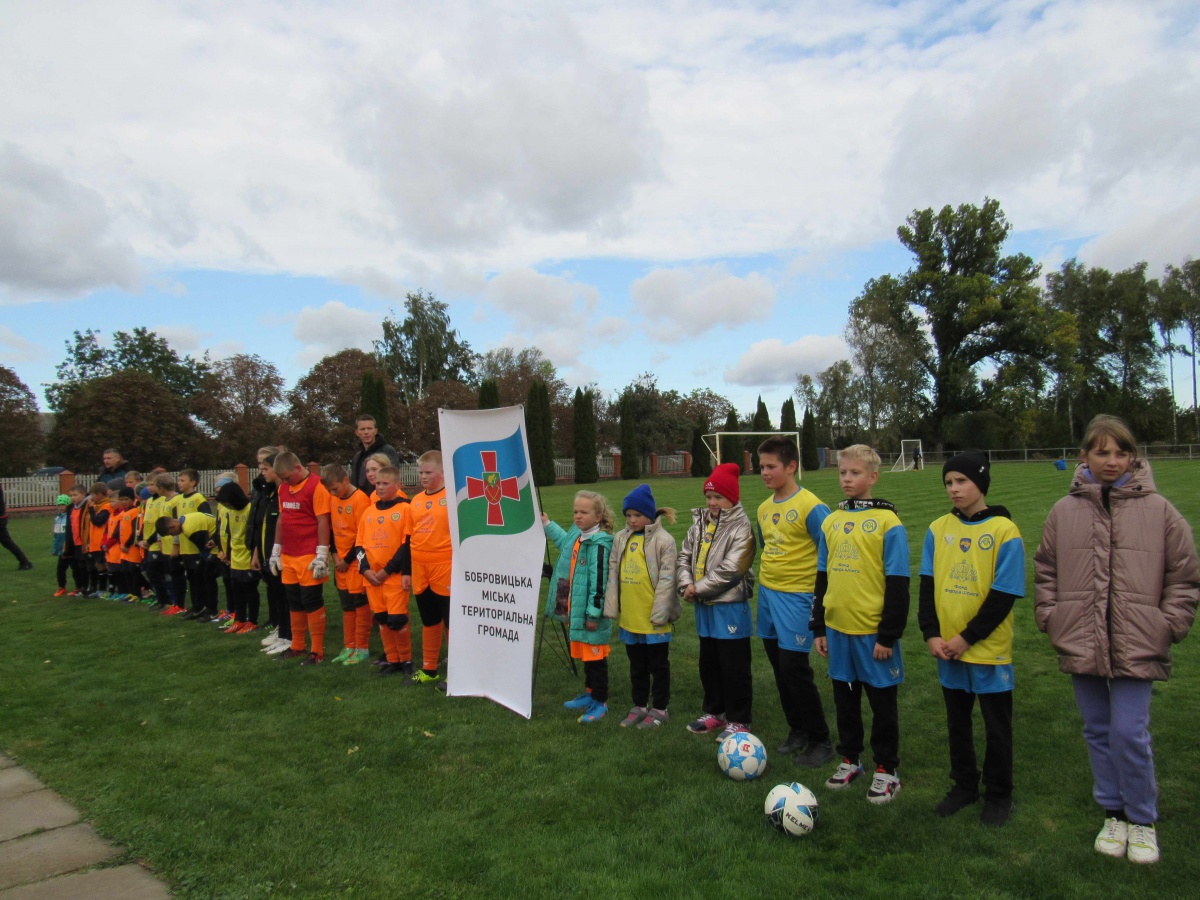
[881, 444, 1200, 468]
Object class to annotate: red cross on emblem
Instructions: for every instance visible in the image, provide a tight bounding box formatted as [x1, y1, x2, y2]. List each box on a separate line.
[465, 450, 520, 526]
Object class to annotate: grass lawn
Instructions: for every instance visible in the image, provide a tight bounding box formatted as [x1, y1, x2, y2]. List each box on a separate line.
[3, 461, 1200, 898]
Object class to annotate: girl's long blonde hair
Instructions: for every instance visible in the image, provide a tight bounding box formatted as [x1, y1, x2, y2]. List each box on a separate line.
[1081, 414, 1138, 458]
[576, 490, 616, 533]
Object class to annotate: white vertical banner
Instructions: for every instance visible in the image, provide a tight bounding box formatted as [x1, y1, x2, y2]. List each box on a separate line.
[439, 406, 544, 718]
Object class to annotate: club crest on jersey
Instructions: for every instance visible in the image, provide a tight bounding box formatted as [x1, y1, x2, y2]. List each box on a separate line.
[772, 513, 780, 525]
[862, 519, 878, 533]
[629, 541, 639, 552]
[376, 516, 385, 524]
[703, 533, 712, 543]
[439, 498, 447, 506]
[391, 513, 401, 522]
[425, 501, 433, 509]
[960, 538, 972, 552]
[843, 522, 855, 534]
[785, 509, 799, 522]
[978, 534, 995, 550]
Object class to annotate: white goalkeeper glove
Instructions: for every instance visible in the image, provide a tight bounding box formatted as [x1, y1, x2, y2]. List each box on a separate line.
[268, 544, 283, 576]
[308, 545, 330, 579]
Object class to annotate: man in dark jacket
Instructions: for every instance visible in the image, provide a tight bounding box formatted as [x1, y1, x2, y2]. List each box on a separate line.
[0, 485, 34, 570]
[348, 414, 399, 493]
[98, 449, 130, 487]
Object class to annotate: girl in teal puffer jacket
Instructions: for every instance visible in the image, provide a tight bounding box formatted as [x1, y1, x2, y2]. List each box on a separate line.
[542, 490, 615, 723]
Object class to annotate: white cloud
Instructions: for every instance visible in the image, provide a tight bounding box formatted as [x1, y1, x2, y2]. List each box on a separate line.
[0, 144, 139, 300]
[153, 324, 205, 354]
[631, 265, 775, 339]
[292, 301, 380, 366]
[482, 269, 600, 330]
[724, 335, 849, 387]
[0, 325, 43, 364]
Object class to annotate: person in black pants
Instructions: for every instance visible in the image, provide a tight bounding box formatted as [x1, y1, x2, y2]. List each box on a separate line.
[0, 485, 33, 571]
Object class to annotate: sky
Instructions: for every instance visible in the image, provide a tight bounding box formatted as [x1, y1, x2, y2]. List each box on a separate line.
[2, 0, 1199, 423]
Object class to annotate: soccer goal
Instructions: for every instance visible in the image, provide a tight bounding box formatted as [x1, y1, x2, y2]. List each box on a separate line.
[892, 439, 924, 472]
[702, 431, 802, 475]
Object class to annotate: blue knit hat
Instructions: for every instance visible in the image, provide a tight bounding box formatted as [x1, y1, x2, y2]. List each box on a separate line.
[623, 483, 657, 520]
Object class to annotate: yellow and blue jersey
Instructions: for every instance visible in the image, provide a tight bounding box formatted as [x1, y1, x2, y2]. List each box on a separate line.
[757, 487, 830, 592]
[818, 505, 909, 635]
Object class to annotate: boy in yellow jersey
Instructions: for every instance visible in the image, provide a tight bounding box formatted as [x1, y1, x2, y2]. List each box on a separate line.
[152, 474, 187, 615]
[270, 451, 333, 665]
[755, 435, 835, 764]
[175, 469, 217, 621]
[397, 451, 452, 687]
[812, 445, 910, 804]
[137, 476, 168, 608]
[918, 450, 1024, 827]
[320, 464, 372, 665]
[355, 466, 414, 676]
[214, 481, 257, 633]
[156, 511, 218, 601]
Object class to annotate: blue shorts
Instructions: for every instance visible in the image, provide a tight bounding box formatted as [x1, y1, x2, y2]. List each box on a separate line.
[694, 600, 753, 640]
[755, 587, 814, 652]
[938, 659, 1014, 694]
[619, 628, 672, 645]
[826, 629, 904, 688]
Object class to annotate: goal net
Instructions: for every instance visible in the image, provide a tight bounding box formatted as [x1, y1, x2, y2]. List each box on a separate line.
[702, 431, 803, 476]
[892, 439, 923, 472]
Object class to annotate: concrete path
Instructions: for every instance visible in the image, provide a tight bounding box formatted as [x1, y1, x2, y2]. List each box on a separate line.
[0, 753, 171, 898]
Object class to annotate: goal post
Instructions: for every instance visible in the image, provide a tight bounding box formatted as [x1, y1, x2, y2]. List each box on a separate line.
[892, 439, 923, 472]
[702, 431, 803, 476]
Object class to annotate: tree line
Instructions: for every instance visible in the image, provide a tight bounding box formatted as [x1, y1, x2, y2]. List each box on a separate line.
[2, 198, 1196, 478]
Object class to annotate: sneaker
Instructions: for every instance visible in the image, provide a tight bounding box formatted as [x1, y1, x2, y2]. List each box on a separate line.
[195, 613, 215, 623]
[716, 722, 749, 742]
[265, 639, 292, 655]
[66, 591, 83, 597]
[403, 670, 442, 687]
[261, 629, 280, 645]
[981, 796, 1012, 827]
[331, 648, 354, 664]
[221, 618, 241, 631]
[866, 767, 901, 804]
[795, 740, 836, 768]
[299, 652, 324, 666]
[371, 653, 390, 668]
[563, 692, 594, 711]
[214, 611, 233, 624]
[777, 730, 808, 754]
[18, 562, 34, 571]
[181, 610, 200, 620]
[619, 706, 648, 728]
[279, 648, 307, 660]
[99, 591, 112, 600]
[236, 623, 259, 634]
[84, 592, 101, 599]
[826, 758, 865, 790]
[53, 588, 68, 597]
[1126, 823, 1159, 864]
[1094, 817, 1128, 858]
[344, 649, 371, 666]
[376, 661, 410, 676]
[935, 786, 980, 817]
[579, 699, 608, 724]
[637, 709, 669, 729]
[166, 605, 188, 616]
[686, 713, 726, 734]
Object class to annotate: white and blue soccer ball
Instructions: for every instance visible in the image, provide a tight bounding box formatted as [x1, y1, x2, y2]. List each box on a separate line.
[764, 782, 819, 836]
[717, 731, 767, 781]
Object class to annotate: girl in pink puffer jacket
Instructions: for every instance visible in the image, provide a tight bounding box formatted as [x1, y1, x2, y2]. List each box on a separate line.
[1034, 415, 1200, 866]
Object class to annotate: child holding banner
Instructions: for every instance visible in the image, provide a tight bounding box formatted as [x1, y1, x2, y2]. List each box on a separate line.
[542, 491, 615, 724]
[604, 484, 680, 729]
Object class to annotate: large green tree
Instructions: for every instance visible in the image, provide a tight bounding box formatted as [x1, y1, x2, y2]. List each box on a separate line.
[375, 290, 476, 404]
[801, 408, 819, 471]
[619, 394, 641, 479]
[572, 388, 599, 484]
[0, 366, 42, 475]
[190, 354, 285, 464]
[285, 349, 380, 463]
[720, 407, 740, 470]
[748, 395, 771, 472]
[358, 371, 390, 437]
[894, 199, 1046, 442]
[526, 381, 557, 487]
[1160, 260, 1200, 437]
[477, 379, 501, 409]
[779, 397, 797, 434]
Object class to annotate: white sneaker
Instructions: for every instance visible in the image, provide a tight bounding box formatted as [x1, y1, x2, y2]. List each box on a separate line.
[865, 768, 901, 804]
[1094, 817, 1127, 857]
[715, 722, 748, 742]
[265, 638, 292, 656]
[826, 759, 865, 790]
[1126, 823, 1159, 864]
[260, 628, 279, 646]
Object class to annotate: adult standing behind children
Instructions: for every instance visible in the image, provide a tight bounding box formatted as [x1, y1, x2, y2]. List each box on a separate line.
[754, 436, 835, 766]
[0, 484, 34, 571]
[349, 415, 399, 494]
[1034, 415, 1199, 865]
[97, 449, 129, 487]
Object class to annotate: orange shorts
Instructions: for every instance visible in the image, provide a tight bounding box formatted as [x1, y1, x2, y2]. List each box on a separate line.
[570, 641, 611, 661]
[365, 577, 409, 616]
[335, 564, 365, 595]
[281, 552, 329, 587]
[412, 560, 451, 595]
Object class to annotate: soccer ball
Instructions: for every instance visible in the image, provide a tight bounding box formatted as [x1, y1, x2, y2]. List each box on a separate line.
[764, 782, 819, 836]
[717, 731, 767, 781]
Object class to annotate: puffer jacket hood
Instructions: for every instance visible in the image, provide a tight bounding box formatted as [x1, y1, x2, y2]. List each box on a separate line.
[1034, 457, 1200, 681]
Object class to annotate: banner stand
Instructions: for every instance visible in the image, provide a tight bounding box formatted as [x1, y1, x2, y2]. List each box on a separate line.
[530, 523, 578, 701]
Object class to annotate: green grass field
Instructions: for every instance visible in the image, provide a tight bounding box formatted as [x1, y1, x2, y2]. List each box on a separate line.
[3, 463, 1199, 898]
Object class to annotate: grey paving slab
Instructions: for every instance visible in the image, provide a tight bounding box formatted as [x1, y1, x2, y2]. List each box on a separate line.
[0, 792, 78, 844]
[0, 758, 14, 771]
[0, 771, 43, 802]
[0, 864, 170, 900]
[0, 823, 120, 891]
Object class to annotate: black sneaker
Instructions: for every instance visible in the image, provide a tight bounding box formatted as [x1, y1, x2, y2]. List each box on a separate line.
[935, 786, 981, 817]
[371, 653, 390, 667]
[18, 562, 34, 571]
[195, 613, 214, 623]
[299, 652, 324, 666]
[981, 796, 1012, 827]
[279, 648, 307, 660]
[777, 730, 808, 754]
[181, 610, 201, 620]
[794, 739, 835, 768]
[376, 662, 405, 676]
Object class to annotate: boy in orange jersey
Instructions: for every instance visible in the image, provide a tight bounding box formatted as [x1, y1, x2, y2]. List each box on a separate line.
[117, 487, 146, 600]
[83, 482, 113, 598]
[103, 488, 132, 600]
[398, 450, 451, 688]
[320, 464, 373, 665]
[355, 465, 414, 677]
[268, 451, 332, 665]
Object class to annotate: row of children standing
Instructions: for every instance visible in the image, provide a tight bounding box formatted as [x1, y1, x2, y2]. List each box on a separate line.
[541, 418, 1198, 864]
[49, 446, 456, 687]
